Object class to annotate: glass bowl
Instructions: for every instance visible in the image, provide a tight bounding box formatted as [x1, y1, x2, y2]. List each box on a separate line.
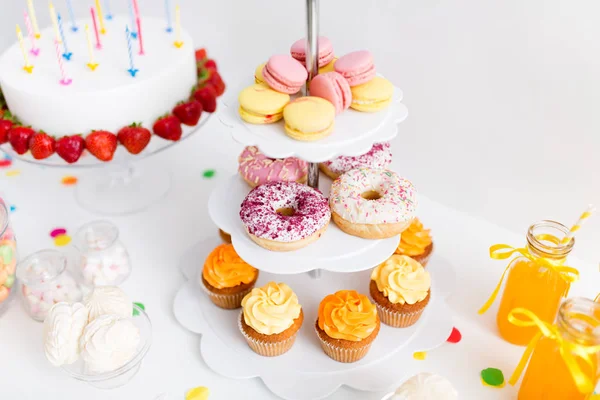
[61, 304, 152, 389]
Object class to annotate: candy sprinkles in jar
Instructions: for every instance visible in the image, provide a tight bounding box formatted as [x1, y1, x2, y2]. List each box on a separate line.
[74, 221, 131, 287]
[0, 197, 17, 314]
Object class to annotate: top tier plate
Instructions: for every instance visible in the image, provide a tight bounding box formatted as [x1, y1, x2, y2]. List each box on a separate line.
[218, 82, 408, 162]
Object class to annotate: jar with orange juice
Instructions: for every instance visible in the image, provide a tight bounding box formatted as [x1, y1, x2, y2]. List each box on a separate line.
[479, 220, 579, 345]
[508, 298, 600, 400]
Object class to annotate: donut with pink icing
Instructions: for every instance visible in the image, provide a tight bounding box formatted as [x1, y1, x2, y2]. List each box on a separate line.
[240, 181, 331, 251]
[238, 146, 308, 187]
[320, 142, 392, 179]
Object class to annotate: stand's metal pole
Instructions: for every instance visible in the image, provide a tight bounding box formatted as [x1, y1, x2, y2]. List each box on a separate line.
[305, 0, 320, 190]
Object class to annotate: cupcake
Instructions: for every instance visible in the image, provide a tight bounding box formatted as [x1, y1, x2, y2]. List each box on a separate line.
[218, 229, 232, 244]
[316, 290, 380, 363]
[370, 255, 431, 327]
[200, 244, 258, 309]
[239, 282, 303, 357]
[395, 218, 433, 267]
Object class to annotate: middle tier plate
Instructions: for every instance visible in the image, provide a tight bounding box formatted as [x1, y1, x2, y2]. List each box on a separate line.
[208, 174, 400, 274]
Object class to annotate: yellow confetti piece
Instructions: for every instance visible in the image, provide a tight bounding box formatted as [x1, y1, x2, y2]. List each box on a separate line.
[54, 234, 71, 247]
[5, 170, 21, 177]
[61, 176, 78, 185]
[413, 351, 427, 360]
[186, 386, 210, 400]
[480, 376, 505, 388]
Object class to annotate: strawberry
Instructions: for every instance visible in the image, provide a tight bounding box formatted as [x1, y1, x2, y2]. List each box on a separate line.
[0, 119, 14, 144]
[56, 135, 85, 163]
[117, 123, 151, 154]
[29, 132, 55, 159]
[173, 101, 202, 126]
[85, 131, 117, 161]
[206, 70, 226, 97]
[193, 86, 217, 113]
[204, 59, 217, 71]
[8, 126, 36, 154]
[195, 48, 207, 63]
[153, 115, 182, 141]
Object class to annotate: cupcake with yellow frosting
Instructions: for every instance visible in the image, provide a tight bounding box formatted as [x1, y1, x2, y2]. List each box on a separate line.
[370, 255, 431, 327]
[201, 244, 259, 309]
[395, 218, 433, 267]
[239, 282, 303, 357]
[316, 290, 380, 363]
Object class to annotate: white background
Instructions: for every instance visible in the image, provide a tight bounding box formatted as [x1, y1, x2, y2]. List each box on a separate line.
[0, 0, 599, 399]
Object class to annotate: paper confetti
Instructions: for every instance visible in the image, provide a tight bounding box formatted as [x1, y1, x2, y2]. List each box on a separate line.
[133, 302, 145, 316]
[0, 159, 11, 168]
[61, 176, 78, 185]
[5, 170, 20, 177]
[481, 368, 505, 388]
[54, 234, 71, 247]
[9, 205, 16, 213]
[413, 351, 427, 360]
[186, 386, 210, 400]
[50, 228, 67, 238]
[447, 327, 462, 343]
[202, 169, 215, 179]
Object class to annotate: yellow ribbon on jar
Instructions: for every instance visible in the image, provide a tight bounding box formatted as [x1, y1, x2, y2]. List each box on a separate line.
[478, 243, 579, 314]
[507, 308, 600, 394]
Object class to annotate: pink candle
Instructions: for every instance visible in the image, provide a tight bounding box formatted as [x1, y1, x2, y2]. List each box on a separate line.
[132, 0, 140, 17]
[24, 11, 39, 56]
[54, 39, 71, 85]
[136, 17, 144, 55]
[90, 7, 102, 49]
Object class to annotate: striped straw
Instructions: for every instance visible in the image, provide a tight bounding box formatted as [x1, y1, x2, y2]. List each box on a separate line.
[560, 204, 596, 245]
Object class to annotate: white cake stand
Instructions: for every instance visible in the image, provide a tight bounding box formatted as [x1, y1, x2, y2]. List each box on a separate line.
[174, 238, 455, 400]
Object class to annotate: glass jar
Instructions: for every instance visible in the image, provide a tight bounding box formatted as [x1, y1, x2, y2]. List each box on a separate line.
[517, 297, 600, 399]
[74, 221, 131, 287]
[17, 250, 83, 322]
[0, 197, 17, 315]
[496, 220, 574, 345]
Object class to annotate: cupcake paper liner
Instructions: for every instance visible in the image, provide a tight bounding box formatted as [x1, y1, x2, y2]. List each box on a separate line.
[374, 302, 425, 328]
[238, 313, 297, 357]
[413, 252, 431, 267]
[315, 326, 373, 363]
[201, 282, 253, 310]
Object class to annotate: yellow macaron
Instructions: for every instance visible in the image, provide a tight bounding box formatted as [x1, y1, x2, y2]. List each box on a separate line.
[238, 83, 290, 124]
[318, 58, 337, 74]
[283, 97, 335, 141]
[254, 62, 266, 84]
[350, 76, 394, 112]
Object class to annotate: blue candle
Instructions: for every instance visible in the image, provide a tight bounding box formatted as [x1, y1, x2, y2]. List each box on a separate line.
[126, 26, 138, 77]
[165, 0, 173, 32]
[65, 0, 78, 32]
[104, 0, 113, 20]
[128, 1, 137, 39]
[57, 14, 72, 60]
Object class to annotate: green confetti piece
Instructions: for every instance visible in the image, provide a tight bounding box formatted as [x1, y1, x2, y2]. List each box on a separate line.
[481, 367, 505, 388]
[202, 169, 216, 179]
[132, 302, 145, 316]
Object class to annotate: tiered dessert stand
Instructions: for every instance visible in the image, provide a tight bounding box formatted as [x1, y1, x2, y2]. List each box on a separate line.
[173, 1, 456, 398]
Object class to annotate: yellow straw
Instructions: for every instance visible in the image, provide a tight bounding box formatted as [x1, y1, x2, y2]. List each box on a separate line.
[49, 3, 61, 43]
[95, 0, 106, 34]
[84, 24, 99, 71]
[16, 25, 33, 74]
[561, 204, 596, 245]
[173, 5, 183, 48]
[27, 0, 41, 38]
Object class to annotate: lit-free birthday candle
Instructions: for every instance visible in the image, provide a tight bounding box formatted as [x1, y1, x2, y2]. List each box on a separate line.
[24, 11, 39, 56]
[136, 17, 145, 55]
[49, 3, 61, 42]
[95, 0, 106, 34]
[84, 25, 99, 71]
[104, 0, 113, 20]
[128, 0, 138, 38]
[164, 0, 173, 32]
[57, 14, 72, 61]
[125, 26, 139, 77]
[65, 0, 78, 32]
[26, 0, 41, 39]
[91, 7, 102, 49]
[16, 25, 34, 74]
[173, 5, 183, 48]
[53, 39, 72, 85]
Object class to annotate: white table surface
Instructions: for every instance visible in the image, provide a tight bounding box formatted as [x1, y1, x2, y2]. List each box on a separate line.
[1, 1, 599, 399]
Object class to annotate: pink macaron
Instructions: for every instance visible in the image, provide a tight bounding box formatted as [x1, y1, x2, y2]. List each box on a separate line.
[290, 36, 335, 67]
[262, 55, 308, 95]
[309, 72, 352, 114]
[334, 50, 376, 86]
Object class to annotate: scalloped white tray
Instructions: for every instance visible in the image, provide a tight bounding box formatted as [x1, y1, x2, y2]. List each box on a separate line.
[218, 82, 407, 162]
[174, 238, 455, 400]
[207, 174, 401, 274]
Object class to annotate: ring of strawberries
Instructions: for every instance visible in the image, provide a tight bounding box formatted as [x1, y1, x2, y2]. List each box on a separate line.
[0, 48, 225, 163]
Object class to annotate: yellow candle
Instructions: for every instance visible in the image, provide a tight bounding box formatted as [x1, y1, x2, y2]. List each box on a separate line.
[95, 0, 106, 34]
[84, 24, 99, 71]
[49, 3, 61, 42]
[16, 25, 33, 74]
[173, 5, 183, 48]
[27, 0, 41, 38]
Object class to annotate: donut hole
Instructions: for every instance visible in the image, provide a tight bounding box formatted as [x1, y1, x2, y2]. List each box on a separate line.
[276, 207, 296, 217]
[361, 190, 382, 201]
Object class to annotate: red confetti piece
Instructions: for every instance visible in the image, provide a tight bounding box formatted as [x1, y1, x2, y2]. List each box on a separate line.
[50, 228, 67, 238]
[0, 159, 12, 168]
[447, 327, 462, 343]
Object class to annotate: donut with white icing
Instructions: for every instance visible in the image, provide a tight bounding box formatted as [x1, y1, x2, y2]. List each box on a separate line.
[320, 143, 392, 179]
[329, 168, 417, 239]
[239, 181, 330, 251]
[238, 146, 307, 187]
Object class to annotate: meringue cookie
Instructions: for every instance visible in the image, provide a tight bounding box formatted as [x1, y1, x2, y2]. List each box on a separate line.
[391, 373, 458, 400]
[80, 314, 140, 374]
[84, 286, 132, 322]
[43, 302, 89, 366]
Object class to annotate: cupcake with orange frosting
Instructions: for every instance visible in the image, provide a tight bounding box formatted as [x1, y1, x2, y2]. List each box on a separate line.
[370, 255, 431, 327]
[239, 282, 303, 357]
[316, 290, 380, 363]
[218, 229, 231, 244]
[395, 218, 433, 267]
[201, 244, 259, 309]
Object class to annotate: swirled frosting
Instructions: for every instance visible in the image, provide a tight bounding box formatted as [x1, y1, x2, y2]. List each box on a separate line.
[396, 218, 432, 256]
[43, 302, 89, 366]
[391, 373, 458, 400]
[202, 244, 258, 289]
[242, 282, 301, 335]
[84, 286, 132, 322]
[371, 255, 431, 305]
[318, 290, 378, 341]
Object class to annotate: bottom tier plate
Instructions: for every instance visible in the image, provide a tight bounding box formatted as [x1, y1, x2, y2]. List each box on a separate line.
[174, 239, 456, 400]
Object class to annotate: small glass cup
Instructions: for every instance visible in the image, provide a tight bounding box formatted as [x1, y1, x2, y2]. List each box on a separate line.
[74, 221, 132, 287]
[0, 197, 17, 315]
[17, 250, 84, 322]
